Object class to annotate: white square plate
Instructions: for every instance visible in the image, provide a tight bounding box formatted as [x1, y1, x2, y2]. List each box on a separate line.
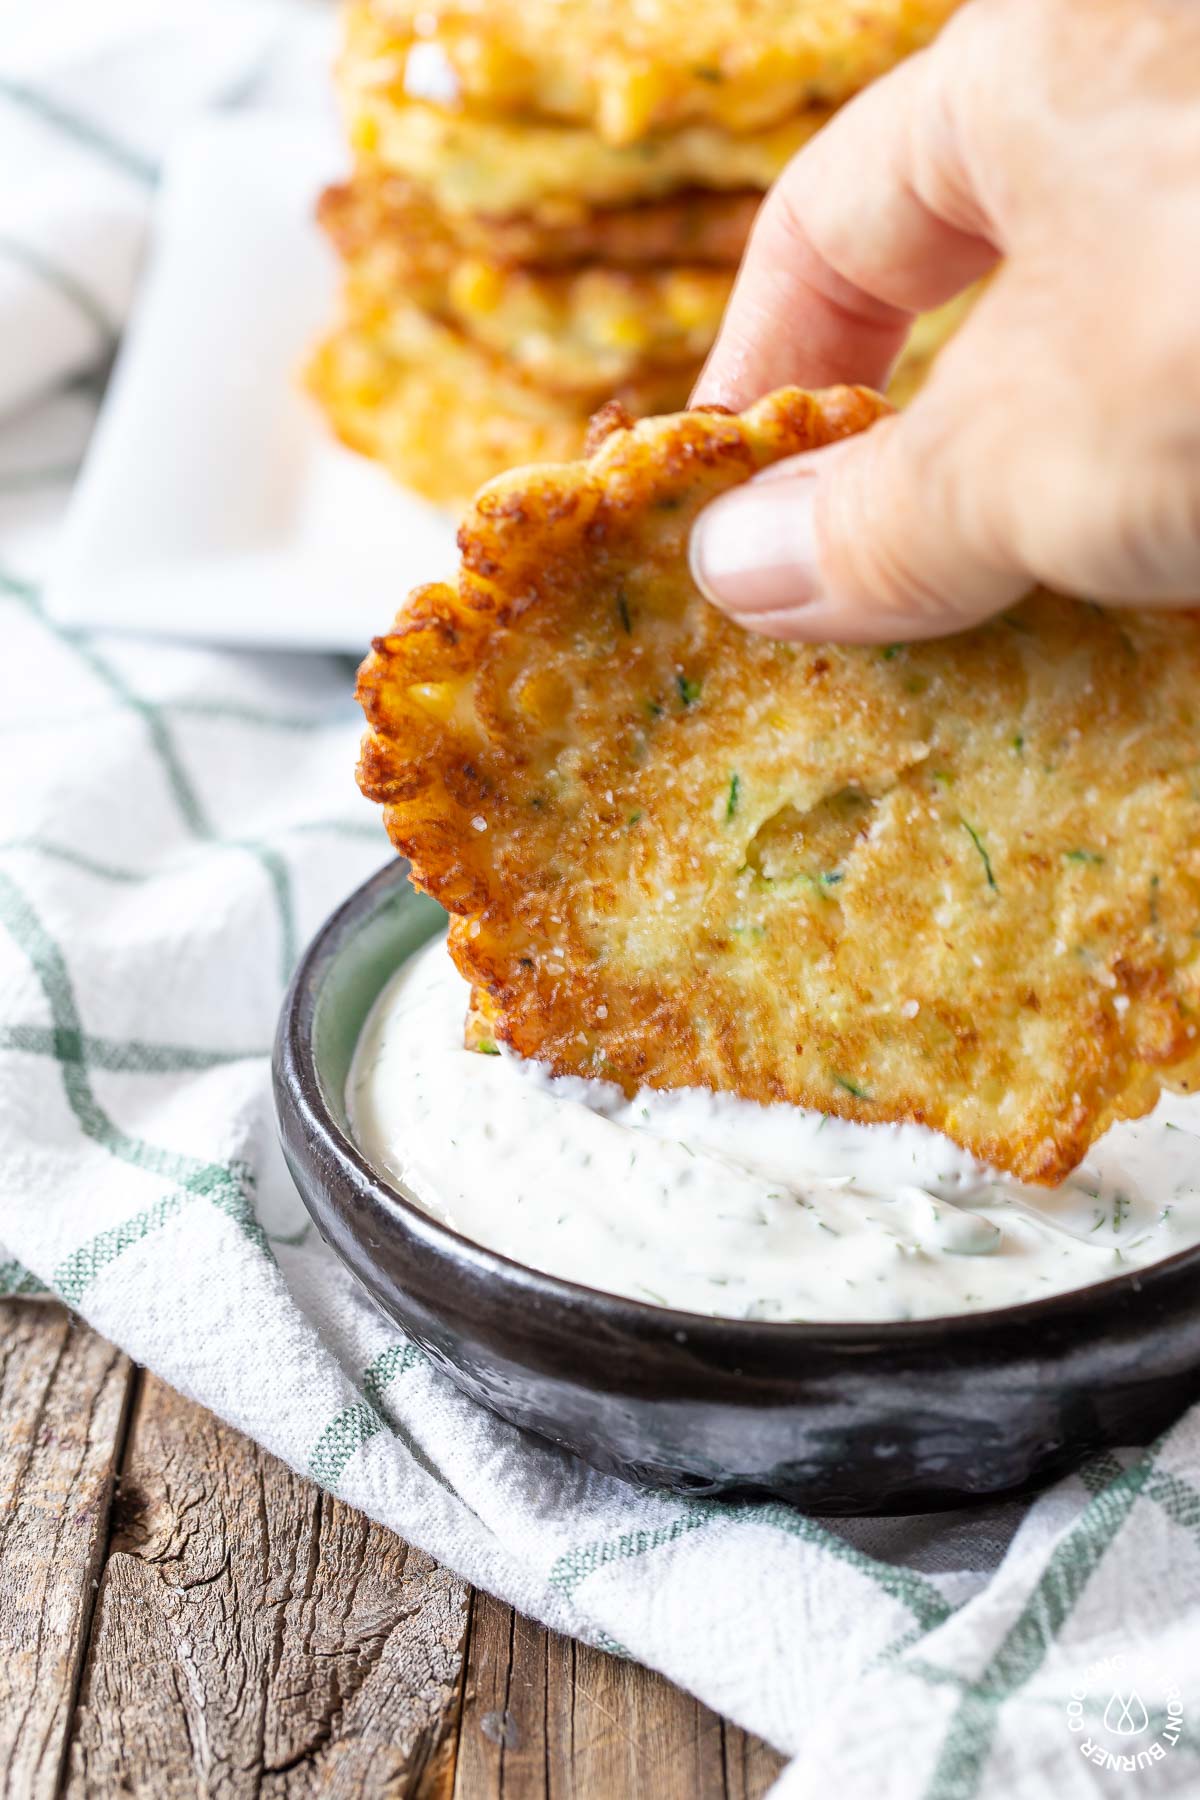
[45, 113, 458, 653]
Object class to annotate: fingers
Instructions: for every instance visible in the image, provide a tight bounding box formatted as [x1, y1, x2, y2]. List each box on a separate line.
[691, 285, 1033, 643]
[687, 0, 1200, 639]
[692, 42, 999, 408]
[689, 435, 1028, 645]
[693, 250, 1200, 643]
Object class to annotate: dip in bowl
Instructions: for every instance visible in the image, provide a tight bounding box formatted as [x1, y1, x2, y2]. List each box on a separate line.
[273, 860, 1200, 1513]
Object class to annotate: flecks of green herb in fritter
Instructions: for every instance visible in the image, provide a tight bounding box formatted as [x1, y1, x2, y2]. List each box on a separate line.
[833, 1073, 872, 1101]
[616, 590, 632, 634]
[474, 1039, 500, 1056]
[677, 673, 702, 706]
[725, 771, 740, 820]
[1065, 848, 1105, 865]
[744, 868, 842, 892]
[960, 819, 999, 891]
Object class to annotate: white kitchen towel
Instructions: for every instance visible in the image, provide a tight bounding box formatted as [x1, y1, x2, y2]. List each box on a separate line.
[1, 9, 1198, 1796]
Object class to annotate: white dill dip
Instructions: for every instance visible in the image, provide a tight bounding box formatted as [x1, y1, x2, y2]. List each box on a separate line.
[347, 935, 1200, 1323]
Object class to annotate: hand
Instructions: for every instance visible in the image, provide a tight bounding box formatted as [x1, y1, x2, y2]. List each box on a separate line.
[689, 0, 1200, 643]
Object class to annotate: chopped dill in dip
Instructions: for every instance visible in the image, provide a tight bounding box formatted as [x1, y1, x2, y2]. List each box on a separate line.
[347, 936, 1200, 1324]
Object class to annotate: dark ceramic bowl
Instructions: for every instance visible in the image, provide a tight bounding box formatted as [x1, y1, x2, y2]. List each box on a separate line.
[273, 859, 1200, 1515]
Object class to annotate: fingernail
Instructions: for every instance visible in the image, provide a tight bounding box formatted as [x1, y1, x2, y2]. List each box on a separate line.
[689, 472, 823, 618]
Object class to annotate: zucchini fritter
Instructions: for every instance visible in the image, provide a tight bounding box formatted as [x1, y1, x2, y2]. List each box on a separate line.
[320, 181, 734, 394]
[341, 90, 822, 218]
[356, 391, 1200, 1181]
[306, 317, 693, 506]
[318, 174, 760, 271]
[309, 301, 965, 506]
[344, 0, 961, 142]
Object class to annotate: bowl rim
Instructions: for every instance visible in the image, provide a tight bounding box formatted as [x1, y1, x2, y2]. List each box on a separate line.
[275, 856, 1200, 1349]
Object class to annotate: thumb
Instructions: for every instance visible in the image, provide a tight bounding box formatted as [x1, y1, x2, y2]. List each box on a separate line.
[689, 396, 1029, 644]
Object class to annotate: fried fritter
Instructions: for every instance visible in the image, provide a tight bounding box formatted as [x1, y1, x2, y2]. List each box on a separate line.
[321, 181, 734, 394]
[309, 296, 962, 503]
[319, 173, 760, 270]
[356, 390, 1200, 1184]
[345, 0, 961, 141]
[340, 89, 823, 218]
[306, 316, 692, 505]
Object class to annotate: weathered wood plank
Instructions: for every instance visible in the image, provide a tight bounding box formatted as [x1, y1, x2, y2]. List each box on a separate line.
[721, 1723, 787, 1800]
[451, 1591, 544, 1798]
[453, 1588, 785, 1799]
[65, 1372, 469, 1799]
[0, 1301, 134, 1800]
[548, 1629, 728, 1800]
[1, 1302, 785, 1800]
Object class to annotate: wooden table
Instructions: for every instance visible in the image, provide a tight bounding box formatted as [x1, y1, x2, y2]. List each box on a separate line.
[0, 1301, 785, 1799]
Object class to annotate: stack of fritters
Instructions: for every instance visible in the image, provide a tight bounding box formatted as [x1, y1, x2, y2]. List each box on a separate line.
[310, 0, 962, 507]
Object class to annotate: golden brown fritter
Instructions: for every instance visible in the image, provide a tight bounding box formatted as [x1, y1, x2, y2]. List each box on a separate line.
[318, 174, 760, 270]
[315, 174, 969, 473]
[305, 316, 693, 506]
[308, 274, 965, 502]
[356, 389, 1200, 1183]
[320, 181, 734, 395]
[344, 0, 962, 141]
[340, 87, 824, 217]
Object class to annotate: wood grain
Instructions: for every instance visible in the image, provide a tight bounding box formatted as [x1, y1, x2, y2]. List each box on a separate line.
[65, 1371, 469, 1799]
[0, 1305, 786, 1799]
[453, 1590, 785, 1799]
[720, 1724, 789, 1800]
[0, 1302, 133, 1800]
